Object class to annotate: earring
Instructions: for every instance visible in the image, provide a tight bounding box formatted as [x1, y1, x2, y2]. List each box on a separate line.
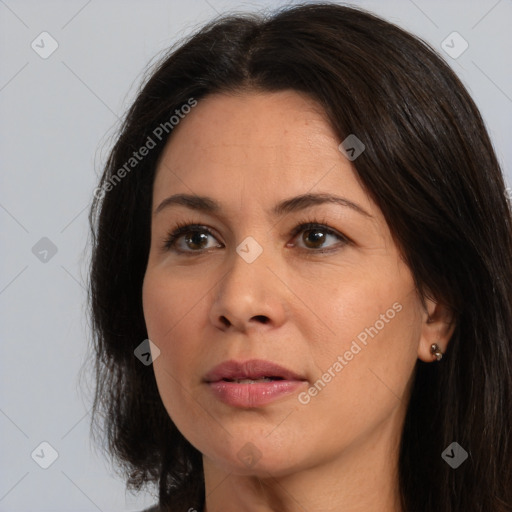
[430, 343, 443, 361]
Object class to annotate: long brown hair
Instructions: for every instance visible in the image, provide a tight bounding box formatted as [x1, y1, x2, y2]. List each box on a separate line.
[88, 3, 512, 510]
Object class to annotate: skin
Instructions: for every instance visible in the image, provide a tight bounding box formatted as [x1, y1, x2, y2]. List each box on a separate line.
[142, 90, 455, 512]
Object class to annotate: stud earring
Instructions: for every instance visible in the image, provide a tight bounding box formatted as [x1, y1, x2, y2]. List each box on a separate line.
[430, 343, 443, 361]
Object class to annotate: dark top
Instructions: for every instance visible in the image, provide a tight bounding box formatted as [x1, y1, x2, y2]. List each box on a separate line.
[141, 502, 205, 511]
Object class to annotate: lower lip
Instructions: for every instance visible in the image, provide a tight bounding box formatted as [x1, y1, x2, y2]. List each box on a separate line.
[207, 380, 306, 407]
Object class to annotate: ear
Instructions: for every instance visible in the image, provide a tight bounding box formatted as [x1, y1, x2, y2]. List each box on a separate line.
[417, 296, 456, 363]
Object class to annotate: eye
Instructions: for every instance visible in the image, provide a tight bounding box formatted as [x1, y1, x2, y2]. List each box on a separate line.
[288, 222, 350, 252]
[162, 223, 223, 253]
[162, 219, 350, 255]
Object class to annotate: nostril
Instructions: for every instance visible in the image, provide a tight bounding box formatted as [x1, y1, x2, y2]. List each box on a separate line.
[218, 314, 269, 328]
[253, 315, 269, 324]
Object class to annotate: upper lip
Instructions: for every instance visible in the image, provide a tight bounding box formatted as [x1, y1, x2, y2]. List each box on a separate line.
[203, 359, 306, 383]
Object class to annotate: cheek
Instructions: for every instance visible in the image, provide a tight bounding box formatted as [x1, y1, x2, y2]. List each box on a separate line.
[302, 269, 420, 426]
[142, 271, 208, 426]
[315, 263, 415, 352]
[310, 299, 420, 431]
[142, 269, 200, 340]
[141, 270, 200, 382]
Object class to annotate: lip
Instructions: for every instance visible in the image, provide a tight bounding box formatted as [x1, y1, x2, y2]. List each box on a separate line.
[204, 359, 305, 383]
[204, 359, 307, 408]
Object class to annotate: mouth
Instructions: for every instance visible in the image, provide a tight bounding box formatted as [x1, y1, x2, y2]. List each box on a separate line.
[203, 359, 307, 408]
[220, 377, 284, 383]
[203, 359, 306, 384]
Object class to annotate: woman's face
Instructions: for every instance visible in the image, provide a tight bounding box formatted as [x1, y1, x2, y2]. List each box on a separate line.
[142, 90, 431, 477]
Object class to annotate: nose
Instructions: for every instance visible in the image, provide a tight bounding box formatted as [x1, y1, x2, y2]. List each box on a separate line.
[209, 242, 288, 333]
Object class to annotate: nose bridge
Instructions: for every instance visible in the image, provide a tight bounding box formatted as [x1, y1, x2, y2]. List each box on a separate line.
[209, 232, 286, 330]
[223, 234, 272, 306]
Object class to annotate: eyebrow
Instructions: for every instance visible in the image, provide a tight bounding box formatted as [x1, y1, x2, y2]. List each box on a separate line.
[154, 192, 372, 218]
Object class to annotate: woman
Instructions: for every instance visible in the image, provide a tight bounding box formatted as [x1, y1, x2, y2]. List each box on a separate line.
[88, 3, 512, 511]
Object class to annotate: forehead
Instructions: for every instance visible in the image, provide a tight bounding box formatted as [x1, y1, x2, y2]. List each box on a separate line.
[152, 90, 372, 218]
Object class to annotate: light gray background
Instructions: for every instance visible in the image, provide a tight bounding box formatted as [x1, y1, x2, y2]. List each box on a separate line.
[1, 0, 511, 510]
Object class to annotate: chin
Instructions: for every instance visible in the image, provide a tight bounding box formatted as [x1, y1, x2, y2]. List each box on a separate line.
[200, 430, 309, 478]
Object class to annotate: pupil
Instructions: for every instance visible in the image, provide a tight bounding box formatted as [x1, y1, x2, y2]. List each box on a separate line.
[305, 229, 325, 247]
[187, 232, 207, 249]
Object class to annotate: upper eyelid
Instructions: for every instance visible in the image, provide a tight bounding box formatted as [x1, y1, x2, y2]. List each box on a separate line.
[290, 221, 343, 236]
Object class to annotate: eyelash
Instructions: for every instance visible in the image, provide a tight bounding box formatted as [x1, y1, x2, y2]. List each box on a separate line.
[161, 216, 351, 255]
